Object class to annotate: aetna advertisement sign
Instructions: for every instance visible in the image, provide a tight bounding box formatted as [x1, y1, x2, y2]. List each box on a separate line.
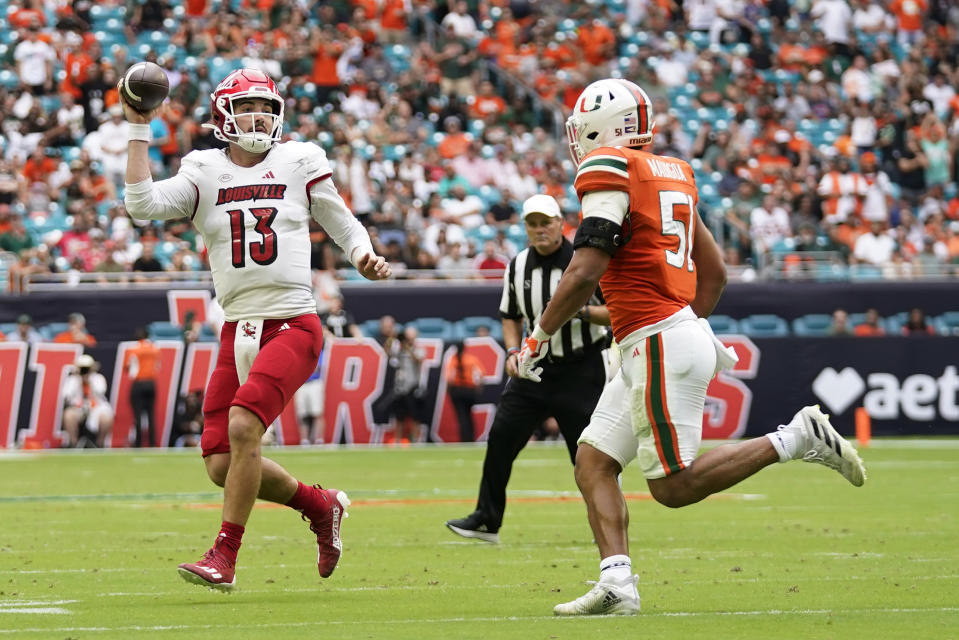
[743, 336, 959, 437]
[814, 365, 959, 422]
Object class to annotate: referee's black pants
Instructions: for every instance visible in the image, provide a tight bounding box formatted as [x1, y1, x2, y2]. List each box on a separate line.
[474, 350, 606, 531]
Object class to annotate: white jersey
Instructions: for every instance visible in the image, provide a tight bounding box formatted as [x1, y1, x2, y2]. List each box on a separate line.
[125, 141, 373, 321]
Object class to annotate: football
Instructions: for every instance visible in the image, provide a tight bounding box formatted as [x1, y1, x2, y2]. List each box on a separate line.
[119, 61, 169, 113]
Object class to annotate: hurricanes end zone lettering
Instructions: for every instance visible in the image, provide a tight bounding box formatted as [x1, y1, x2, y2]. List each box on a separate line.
[431, 337, 504, 443]
[4, 331, 957, 448]
[24, 344, 84, 448]
[323, 338, 387, 444]
[0, 343, 28, 447]
[704, 335, 759, 440]
[0, 336, 750, 447]
[108, 341, 184, 448]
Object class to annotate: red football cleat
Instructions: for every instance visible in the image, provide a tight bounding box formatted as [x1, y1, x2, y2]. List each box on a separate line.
[177, 546, 236, 592]
[301, 485, 350, 578]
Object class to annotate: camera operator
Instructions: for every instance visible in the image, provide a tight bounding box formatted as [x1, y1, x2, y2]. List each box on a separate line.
[388, 326, 425, 443]
[61, 354, 114, 448]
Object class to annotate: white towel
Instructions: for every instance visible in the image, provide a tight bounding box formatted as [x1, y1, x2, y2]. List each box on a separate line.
[605, 338, 622, 382]
[697, 318, 739, 378]
[234, 318, 264, 385]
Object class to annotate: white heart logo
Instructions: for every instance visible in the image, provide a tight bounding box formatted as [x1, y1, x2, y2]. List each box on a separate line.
[812, 367, 866, 415]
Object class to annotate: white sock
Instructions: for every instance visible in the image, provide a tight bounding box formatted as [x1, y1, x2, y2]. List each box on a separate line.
[767, 430, 798, 463]
[599, 555, 632, 583]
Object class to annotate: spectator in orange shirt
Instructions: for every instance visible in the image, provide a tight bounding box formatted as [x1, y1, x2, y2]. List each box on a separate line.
[540, 33, 578, 70]
[437, 116, 471, 160]
[493, 7, 521, 46]
[577, 19, 616, 66]
[310, 30, 345, 104]
[889, 0, 927, 48]
[379, 0, 408, 44]
[755, 140, 793, 185]
[60, 41, 97, 99]
[469, 80, 507, 122]
[853, 308, 886, 336]
[185, 0, 209, 19]
[776, 31, 806, 71]
[53, 312, 98, 347]
[20, 148, 61, 202]
[444, 340, 484, 442]
[123, 327, 161, 447]
[9, 0, 46, 29]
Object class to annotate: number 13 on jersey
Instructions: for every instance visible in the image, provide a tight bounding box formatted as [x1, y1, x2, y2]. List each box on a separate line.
[228, 207, 279, 268]
[659, 190, 695, 272]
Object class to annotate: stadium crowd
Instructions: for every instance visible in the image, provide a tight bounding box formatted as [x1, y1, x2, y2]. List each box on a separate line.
[1, 0, 958, 293]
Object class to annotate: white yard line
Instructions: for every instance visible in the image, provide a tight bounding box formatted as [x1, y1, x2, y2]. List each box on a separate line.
[0, 600, 75, 616]
[2, 607, 958, 634]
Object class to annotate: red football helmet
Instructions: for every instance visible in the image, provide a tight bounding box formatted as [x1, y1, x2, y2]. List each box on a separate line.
[206, 68, 284, 153]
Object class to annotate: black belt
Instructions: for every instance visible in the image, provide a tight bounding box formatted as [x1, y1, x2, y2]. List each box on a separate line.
[542, 341, 606, 366]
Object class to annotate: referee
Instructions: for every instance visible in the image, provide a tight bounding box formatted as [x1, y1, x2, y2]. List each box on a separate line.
[446, 194, 609, 543]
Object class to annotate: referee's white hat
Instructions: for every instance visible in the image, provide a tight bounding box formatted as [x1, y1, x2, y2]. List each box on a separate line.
[522, 194, 561, 219]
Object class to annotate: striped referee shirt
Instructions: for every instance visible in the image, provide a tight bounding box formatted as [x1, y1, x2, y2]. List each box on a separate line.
[499, 237, 607, 362]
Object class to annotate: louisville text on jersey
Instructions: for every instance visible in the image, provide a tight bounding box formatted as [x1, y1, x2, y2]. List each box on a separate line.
[216, 183, 288, 205]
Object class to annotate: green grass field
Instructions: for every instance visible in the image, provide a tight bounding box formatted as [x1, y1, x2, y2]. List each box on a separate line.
[1, 440, 957, 639]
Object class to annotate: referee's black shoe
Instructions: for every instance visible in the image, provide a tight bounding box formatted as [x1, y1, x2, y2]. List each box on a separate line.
[445, 512, 499, 543]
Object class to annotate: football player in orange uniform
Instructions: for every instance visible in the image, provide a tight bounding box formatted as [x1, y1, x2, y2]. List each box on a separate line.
[516, 79, 867, 616]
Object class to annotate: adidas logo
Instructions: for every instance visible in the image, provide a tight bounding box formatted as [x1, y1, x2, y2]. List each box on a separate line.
[262, 171, 276, 179]
[201, 567, 223, 579]
[279, 322, 291, 331]
[601, 590, 622, 610]
[330, 505, 342, 549]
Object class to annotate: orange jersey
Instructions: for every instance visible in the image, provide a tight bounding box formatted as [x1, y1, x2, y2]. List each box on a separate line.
[574, 147, 699, 340]
[445, 353, 482, 388]
[123, 339, 161, 381]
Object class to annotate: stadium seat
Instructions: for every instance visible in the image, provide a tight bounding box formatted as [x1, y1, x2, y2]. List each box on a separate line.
[884, 311, 909, 335]
[198, 325, 218, 342]
[360, 318, 404, 339]
[455, 316, 503, 340]
[791, 313, 834, 337]
[359, 319, 380, 338]
[39, 322, 69, 341]
[738, 314, 790, 337]
[411, 317, 454, 341]
[0, 69, 18, 89]
[933, 311, 959, 336]
[0, 322, 18, 336]
[706, 314, 739, 334]
[505, 223, 527, 247]
[848, 264, 883, 281]
[148, 321, 184, 340]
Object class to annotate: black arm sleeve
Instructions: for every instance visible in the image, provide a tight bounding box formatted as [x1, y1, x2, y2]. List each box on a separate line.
[572, 215, 631, 257]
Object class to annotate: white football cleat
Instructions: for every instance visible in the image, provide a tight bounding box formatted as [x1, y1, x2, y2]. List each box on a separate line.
[782, 405, 867, 487]
[553, 576, 640, 616]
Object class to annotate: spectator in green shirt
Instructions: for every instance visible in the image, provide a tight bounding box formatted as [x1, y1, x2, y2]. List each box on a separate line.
[0, 215, 35, 255]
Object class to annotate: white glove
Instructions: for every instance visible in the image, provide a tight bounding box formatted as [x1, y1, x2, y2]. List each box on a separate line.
[517, 325, 550, 383]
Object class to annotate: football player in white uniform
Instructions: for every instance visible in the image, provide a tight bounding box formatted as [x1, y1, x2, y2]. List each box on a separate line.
[122, 68, 391, 591]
